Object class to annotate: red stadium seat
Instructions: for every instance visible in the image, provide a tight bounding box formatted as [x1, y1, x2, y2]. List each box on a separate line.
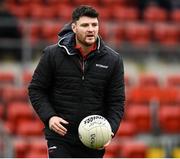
[26, 138, 47, 157]
[7, 102, 34, 124]
[41, 6, 57, 20]
[29, 22, 41, 44]
[8, 4, 29, 19]
[128, 85, 179, 105]
[125, 23, 152, 46]
[171, 9, 180, 23]
[1, 86, 28, 104]
[120, 141, 147, 158]
[103, 152, 115, 158]
[73, 0, 99, 6]
[30, 0, 43, 4]
[158, 105, 180, 133]
[41, 22, 61, 43]
[167, 74, 180, 88]
[128, 86, 161, 104]
[153, 23, 179, 46]
[6, 0, 17, 4]
[103, 0, 127, 7]
[55, 4, 73, 22]
[99, 22, 110, 42]
[15, 0, 43, 5]
[125, 104, 152, 133]
[3, 120, 15, 134]
[111, 24, 125, 46]
[12, 138, 29, 158]
[15, 0, 31, 4]
[105, 142, 121, 158]
[15, 119, 44, 136]
[95, 7, 111, 21]
[117, 120, 137, 137]
[25, 152, 48, 158]
[112, 7, 139, 22]
[144, 6, 168, 23]
[29, 4, 44, 19]
[41, 22, 57, 39]
[138, 74, 159, 87]
[0, 71, 15, 84]
[27, 0, 42, 4]
[45, 0, 70, 5]
[0, 103, 4, 119]
[160, 87, 179, 104]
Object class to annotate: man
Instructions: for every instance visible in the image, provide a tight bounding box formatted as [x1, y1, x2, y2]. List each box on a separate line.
[28, 5, 125, 158]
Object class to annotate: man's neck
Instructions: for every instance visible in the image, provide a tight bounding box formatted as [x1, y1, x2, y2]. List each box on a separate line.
[76, 40, 96, 56]
[81, 46, 93, 56]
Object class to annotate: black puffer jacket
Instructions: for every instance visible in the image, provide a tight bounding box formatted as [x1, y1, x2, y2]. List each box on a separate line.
[28, 24, 125, 144]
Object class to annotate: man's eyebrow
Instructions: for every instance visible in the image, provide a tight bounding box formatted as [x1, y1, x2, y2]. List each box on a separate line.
[80, 22, 98, 25]
[80, 23, 89, 25]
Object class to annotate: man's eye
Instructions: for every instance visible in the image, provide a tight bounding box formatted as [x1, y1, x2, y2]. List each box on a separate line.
[92, 24, 98, 27]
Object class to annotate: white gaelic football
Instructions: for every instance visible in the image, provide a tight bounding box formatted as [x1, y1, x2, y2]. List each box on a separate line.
[78, 115, 112, 149]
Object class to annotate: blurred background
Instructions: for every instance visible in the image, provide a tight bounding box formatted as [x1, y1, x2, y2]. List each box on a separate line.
[0, 0, 180, 158]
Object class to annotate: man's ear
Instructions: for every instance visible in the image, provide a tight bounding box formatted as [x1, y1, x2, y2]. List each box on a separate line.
[71, 23, 76, 33]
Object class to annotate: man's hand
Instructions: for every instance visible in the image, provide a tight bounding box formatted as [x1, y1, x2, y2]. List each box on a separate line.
[97, 132, 114, 150]
[49, 116, 69, 136]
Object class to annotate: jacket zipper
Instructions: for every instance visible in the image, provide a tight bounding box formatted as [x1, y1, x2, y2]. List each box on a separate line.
[82, 59, 85, 80]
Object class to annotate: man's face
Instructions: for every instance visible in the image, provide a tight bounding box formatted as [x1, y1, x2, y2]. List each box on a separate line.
[72, 16, 99, 47]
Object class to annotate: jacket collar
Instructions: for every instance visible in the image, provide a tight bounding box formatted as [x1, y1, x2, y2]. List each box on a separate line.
[58, 33, 102, 56]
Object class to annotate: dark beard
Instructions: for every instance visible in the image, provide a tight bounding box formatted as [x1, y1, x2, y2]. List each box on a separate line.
[76, 36, 97, 47]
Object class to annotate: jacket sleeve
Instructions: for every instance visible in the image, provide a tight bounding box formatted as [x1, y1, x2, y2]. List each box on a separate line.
[105, 54, 125, 135]
[28, 47, 57, 125]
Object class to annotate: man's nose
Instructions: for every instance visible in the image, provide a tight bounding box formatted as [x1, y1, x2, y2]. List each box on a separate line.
[87, 25, 94, 32]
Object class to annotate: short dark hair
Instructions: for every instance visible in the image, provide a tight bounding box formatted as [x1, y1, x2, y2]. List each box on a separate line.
[72, 5, 99, 22]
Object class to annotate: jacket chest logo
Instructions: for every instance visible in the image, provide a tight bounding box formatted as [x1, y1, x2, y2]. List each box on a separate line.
[96, 64, 108, 69]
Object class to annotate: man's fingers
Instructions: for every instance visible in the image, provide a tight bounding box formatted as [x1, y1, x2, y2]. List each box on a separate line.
[111, 132, 114, 137]
[54, 122, 67, 132]
[51, 125, 66, 136]
[59, 118, 69, 124]
[49, 116, 69, 136]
